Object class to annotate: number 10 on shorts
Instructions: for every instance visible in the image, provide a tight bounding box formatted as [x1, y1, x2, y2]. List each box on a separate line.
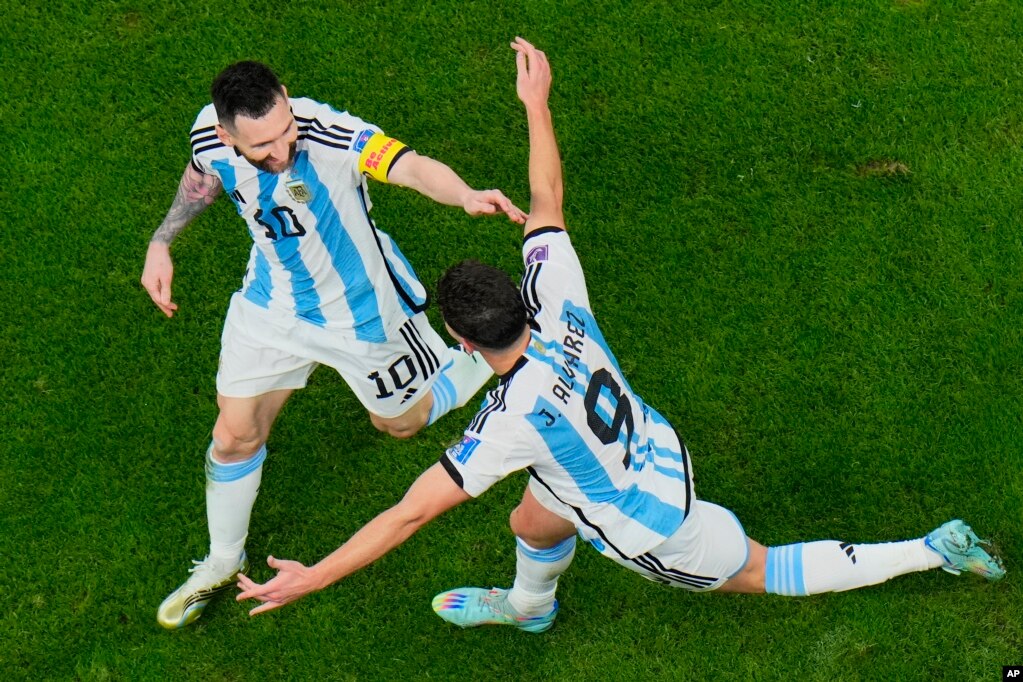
[367, 354, 418, 399]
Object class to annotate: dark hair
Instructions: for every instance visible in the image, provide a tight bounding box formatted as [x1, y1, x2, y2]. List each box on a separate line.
[437, 260, 528, 351]
[211, 61, 285, 130]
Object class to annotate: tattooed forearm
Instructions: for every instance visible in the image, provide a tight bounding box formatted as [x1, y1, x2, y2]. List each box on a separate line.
[151, 165, 223, 244]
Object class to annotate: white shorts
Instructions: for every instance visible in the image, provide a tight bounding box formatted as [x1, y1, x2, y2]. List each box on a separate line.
[529, 475, 748, 591]
[606, 500, 750, 591]
[217, 292, 448, 418]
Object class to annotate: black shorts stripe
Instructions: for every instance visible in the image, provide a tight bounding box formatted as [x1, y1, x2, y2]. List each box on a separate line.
[639, 551, 716, 585]
[399, 325, 430, 380]
[400, 319, 438, 377]
[408, 319, 440, 373]
[629, 554, 713, 588]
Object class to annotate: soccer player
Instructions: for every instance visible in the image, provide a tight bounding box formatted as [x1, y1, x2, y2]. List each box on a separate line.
[143, 60, 527, 629]
[234, 38, 1005, 626]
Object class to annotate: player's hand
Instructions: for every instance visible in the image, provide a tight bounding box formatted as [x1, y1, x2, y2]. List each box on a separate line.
[141, 242, 178, 317]
[463, 188, 527, 223]
[511, 37, 551, 110]
[236, 555, 321, 616]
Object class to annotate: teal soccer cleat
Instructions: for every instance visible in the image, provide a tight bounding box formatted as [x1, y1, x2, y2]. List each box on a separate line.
[432, 587, 557, 633]
[157, 552, 249, 629]
[924, 520, 1005, 581]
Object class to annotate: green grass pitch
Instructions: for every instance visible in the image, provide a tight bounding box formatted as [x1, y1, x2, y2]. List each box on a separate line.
[2, 0, 1020, 679]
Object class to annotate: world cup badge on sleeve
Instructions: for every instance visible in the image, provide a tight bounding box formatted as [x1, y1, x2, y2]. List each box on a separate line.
[285, 177, 312, 203]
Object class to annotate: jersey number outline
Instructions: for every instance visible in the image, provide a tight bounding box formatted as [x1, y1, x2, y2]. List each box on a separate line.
[255, 206, 307, 241]
[583, 368, 635, 469]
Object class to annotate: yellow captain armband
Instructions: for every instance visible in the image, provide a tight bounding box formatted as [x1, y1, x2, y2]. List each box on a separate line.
[356, 132, 410, 183]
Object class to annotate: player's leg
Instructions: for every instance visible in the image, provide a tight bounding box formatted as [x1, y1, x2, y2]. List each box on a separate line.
[433, 483, 576, 633]
[158, 293, 314, 629]
[720, 520, 1005, 596]
[505, 486, 577, 617]
[157, 389, 292, 629]
[330, 313, 491, 439]
[368, 395, 431, 439]
[205, 389, 292, 562]
[371, 344, 492, 438]
[423, 343, 493, 425]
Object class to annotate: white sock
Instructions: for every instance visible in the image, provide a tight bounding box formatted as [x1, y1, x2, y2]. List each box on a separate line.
[205, 443, 265, 566]
[427, 346, 493, 425]
[507, 536, 576, 616]
[766, 537, 944, 595]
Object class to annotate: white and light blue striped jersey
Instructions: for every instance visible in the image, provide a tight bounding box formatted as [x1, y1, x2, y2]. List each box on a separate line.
[441, 228, 693, 559]
[190, 97, 425, 343]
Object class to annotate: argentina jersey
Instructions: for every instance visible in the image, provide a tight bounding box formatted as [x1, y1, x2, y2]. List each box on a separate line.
[442, 228, 694, 559]
[189, 97, 427, 343]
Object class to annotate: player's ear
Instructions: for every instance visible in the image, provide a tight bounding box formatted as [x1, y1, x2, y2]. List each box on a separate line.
[215, 124, 234, 147]
[281, 85, 288, 98]
[444, 322, 476, 354]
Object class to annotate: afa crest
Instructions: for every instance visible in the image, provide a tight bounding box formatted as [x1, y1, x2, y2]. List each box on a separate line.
[285, 177, 312, 203]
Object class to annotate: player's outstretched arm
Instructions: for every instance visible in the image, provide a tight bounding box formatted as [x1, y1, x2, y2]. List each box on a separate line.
[235, 462, 471, 616]
[512, 37, 565, 236]
[387, 149, 526, 223]
[141, 163, 222, 317]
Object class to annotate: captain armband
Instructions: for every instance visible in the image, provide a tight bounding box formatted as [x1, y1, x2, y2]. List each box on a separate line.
[355, 131, 411, 183]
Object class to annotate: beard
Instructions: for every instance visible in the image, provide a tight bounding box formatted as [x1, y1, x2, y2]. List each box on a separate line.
[246, 141, 297, 174]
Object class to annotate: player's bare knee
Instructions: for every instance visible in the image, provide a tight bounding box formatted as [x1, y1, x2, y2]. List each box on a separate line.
[211, 421, 266, 461]
[509, 506, 556, 547]
[386, 423, 422, 439]
[368, 413, 389, 434]
[371, 412, 426, 440]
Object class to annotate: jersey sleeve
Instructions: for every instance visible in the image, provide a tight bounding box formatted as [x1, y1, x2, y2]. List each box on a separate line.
[188, 104, 221, 176]
[292, 99, 406, 186]
[439, 411, 538, 497]
[520, 228, 591, 331]
[352, 130, 413, 183]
